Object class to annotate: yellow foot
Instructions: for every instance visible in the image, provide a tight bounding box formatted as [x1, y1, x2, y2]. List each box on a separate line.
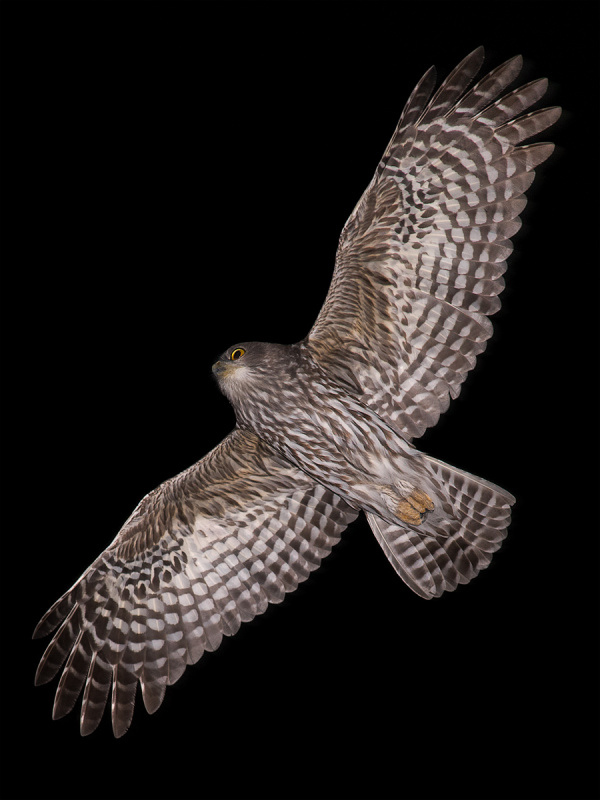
[397, 488, 435, 526]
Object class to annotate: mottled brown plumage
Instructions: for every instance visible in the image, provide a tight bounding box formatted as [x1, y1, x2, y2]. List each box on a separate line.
[35, 429, 357, 736]
[34, 47, 560, 736]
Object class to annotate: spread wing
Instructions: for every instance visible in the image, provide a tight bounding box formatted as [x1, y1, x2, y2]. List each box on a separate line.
[307, 47, 560, 440]
[33, 428, 357, 736]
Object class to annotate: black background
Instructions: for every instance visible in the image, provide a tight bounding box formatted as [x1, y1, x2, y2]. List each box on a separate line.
[1, 2, 598, 799]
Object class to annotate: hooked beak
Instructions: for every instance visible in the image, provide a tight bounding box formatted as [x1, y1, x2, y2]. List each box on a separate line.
[212, 359, 237, 378]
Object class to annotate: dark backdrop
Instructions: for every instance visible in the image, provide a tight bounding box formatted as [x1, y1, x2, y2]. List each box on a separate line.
[1, 2, 598, 799]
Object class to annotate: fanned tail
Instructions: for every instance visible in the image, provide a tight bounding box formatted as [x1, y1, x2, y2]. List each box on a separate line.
[366, 458, 515, 599]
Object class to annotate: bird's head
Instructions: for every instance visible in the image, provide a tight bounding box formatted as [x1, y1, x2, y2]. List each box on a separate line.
[212, 341, 299, 419]
[212, 341, 279, 410]
[213, 342, 258, 380]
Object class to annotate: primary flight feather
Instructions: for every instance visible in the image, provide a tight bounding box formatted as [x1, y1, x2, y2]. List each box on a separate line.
[34, 47, 560, 736]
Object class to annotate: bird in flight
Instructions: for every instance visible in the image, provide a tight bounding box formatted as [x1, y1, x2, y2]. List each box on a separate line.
[34, 47, 560, 736]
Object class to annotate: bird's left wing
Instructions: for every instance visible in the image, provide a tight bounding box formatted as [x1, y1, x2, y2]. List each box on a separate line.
[33, 428, 357, 736]
[307, 48, 560, 440]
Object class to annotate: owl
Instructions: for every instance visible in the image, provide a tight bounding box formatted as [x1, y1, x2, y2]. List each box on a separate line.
[34, 47, 560, 736]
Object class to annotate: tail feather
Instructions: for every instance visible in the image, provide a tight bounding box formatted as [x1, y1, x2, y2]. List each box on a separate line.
[366, 459, 514, 599]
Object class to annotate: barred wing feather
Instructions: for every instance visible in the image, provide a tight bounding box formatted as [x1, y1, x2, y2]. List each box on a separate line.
[308, 47, 560, 440]
[33, 428, 357, 736]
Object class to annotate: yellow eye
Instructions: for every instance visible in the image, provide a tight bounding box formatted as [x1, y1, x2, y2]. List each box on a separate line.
[230, 347, 246, 361]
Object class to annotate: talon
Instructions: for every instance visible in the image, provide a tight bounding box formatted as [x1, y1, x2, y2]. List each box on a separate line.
[408, 488, 435, 513]
[397, 488, 434, 525]
[397, 500, 424, 525]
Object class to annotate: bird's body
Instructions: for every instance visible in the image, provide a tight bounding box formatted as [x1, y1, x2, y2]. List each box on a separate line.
[34, 47, 560, 736]
[215, 340, 438, 527]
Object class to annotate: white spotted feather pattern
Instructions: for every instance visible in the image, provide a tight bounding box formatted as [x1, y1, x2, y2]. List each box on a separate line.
[34, 430, 357, 736]
[309, 47, 560, 440]
[34, 48, 559, 736]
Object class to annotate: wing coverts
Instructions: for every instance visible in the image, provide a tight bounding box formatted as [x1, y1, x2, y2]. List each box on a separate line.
[309, 47, 559, 440]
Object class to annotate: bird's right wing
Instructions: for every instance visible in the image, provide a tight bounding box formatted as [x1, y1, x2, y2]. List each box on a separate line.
[307, 48, 560, 440]
[33, 428, 358, 736]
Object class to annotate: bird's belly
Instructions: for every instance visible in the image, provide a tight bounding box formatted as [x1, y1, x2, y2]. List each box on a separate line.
[259, 403, 423, 521]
